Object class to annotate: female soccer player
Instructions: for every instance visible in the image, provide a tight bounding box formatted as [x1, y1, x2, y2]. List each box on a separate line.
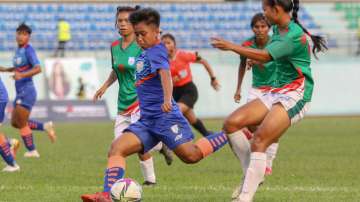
[81, 8, 228, 202]
[161, 33, 220, 137]
[234, 13, 279, 177]
[0, 23, 56, 158]
[0, 78, 20, 172]
[93, 6, 172, 186]
[212, 0, 327, 201]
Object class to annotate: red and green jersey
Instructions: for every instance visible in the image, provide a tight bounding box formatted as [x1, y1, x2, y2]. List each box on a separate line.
[265, 20, 313, 101]
[111, 38, 142, 114]
[241, 36, 276, 88]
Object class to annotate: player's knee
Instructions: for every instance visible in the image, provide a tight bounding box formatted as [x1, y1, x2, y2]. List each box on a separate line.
[108, 141, 127, 157]
[223, 116, 245, 134]
[178, 152, 201, 164]
[138, 153, 152, 161]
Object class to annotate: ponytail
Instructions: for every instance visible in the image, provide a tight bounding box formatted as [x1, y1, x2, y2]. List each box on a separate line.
[292, 0, 327, 58]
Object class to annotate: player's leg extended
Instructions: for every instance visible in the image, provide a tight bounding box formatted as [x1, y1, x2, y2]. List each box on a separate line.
[11, 105, 39, 157]
[173, 130, 228, 164]
[224, 99, 269, 174]
[81, 132, 143, 202]
[236, 103, 290, 202]
[28, 119, 57, 143]
[155, 111, 228, 164]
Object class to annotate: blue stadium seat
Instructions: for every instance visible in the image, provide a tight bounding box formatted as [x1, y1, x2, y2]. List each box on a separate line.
[0, 3, 323, 51]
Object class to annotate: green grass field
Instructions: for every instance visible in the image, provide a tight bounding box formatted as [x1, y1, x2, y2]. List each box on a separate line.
[1, 117, 360, 202]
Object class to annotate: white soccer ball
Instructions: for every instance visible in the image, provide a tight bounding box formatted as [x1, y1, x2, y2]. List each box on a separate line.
[110, 178, 142, 202]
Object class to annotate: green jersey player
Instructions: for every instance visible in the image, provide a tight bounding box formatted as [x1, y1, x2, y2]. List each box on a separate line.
[212, 0, 327, 201]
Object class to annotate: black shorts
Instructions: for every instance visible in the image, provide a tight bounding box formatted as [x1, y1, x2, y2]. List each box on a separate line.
[173, 81, 198, 109]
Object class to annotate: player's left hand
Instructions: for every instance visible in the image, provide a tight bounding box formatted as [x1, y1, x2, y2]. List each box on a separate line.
[12, 71, 23, 80]
[161, 101, 172, 113]
[247, 59, 264, 70]
[210, 37, 234, 51]
[211, 78, 220, 91]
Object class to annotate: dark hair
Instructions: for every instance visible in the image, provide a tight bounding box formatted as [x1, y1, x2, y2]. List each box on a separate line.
[16, 23, 32, 35]
[161, 33, 176, 45]
[129, 8, 161, 27]
[267, 0, 327, 57]
[115, 5, 140, 28]
[251, 13, 271, 28]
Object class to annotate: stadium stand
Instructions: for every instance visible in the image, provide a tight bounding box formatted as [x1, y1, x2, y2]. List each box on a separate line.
[334, 2, 360, 29]
[0, 3, 322, 51]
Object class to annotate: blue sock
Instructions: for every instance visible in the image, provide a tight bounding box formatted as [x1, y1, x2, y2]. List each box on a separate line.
[21, 134, 35, 151]
[0, 140, 15, 166]
[28, 120, 44, 131]
[205, 131, 228, 152]
[103, 167, 125, 193]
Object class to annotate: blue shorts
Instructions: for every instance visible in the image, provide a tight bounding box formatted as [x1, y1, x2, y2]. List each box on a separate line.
[0, 101, 7, 123]
[13, 85, 37, 111]
[125, 110, 194, 153]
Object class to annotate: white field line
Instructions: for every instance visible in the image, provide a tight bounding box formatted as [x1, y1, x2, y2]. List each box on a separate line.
[0, 185, 358, 193]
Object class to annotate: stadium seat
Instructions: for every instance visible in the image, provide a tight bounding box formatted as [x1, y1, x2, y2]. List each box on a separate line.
[0, 2, 323, 51]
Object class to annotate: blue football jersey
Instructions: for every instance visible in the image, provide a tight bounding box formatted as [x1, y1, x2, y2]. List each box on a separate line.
[13, 44, 40, 88]
[134, 43, 178, 118]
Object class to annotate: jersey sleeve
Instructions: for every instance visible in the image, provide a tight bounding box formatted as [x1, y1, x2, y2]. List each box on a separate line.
[25, 46, 40, 67]
[181, 51, 197, 63]
[265, 37, 294, 60]
[147, 44, 170, 73]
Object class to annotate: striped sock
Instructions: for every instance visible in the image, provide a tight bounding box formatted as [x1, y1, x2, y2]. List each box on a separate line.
[20, 126, 35, 151]
[28, 120, 44, 131]
[103, 156, 126, 193]
[195, 131, 228, 158]
[0, 135, 15, 166]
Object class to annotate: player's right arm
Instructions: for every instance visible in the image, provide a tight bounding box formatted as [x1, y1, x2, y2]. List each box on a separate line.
[159, 69, 173, 113]
[93, 70, 117, 102]
[235, 57, 247, 103]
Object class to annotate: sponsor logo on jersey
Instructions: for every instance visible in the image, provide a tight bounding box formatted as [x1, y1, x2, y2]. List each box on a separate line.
[128, 57, 135, 66]
[175, 134, 183, 142]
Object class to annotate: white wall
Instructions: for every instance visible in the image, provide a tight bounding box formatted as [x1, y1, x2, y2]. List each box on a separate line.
[1, 51, 359, 118]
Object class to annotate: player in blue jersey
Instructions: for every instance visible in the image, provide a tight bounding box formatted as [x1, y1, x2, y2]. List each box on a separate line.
[0, 78, 20, 172]
[81, 8, 228, 202]
[0, 23, 56, 158]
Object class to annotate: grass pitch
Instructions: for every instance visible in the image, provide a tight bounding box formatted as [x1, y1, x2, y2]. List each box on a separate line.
[1, 117, 360, 202]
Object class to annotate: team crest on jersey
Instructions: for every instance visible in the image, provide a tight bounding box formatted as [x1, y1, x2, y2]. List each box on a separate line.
[171, 124, 179, 134]
[136, 61, 144, 72]
[15, 57, 22, 65]
[179, 70, 188, 79]
[128, 57, 135, 66]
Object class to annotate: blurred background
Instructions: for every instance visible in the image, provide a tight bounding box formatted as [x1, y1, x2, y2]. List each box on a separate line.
[0, 0, 359, 120]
